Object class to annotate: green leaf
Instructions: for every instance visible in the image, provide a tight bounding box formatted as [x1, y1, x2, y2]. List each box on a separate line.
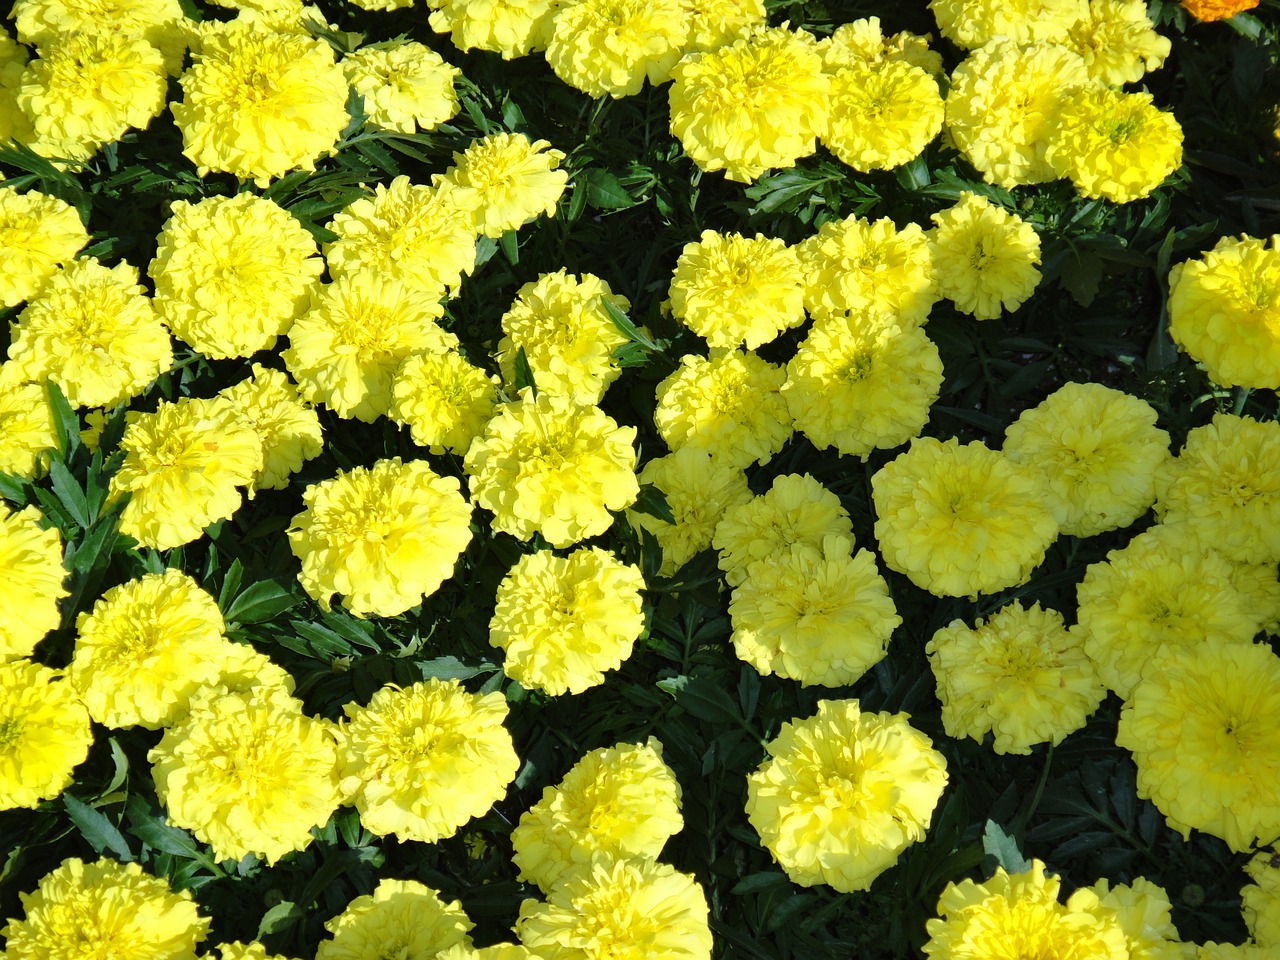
[579, 168, 634, 210]
[599, 298, 661, 352]
[499, 229, 519, 264]
[281, 619, 357, 659]
[418, 656, 495, 681]
[983, 820, 1030, 874]
[223, 579, 300, 624]
[1060, 251, 1102, 307]
[256, 901, 303, 938]
[218, 558, 244, 610]
[45, 380, 80, 461]
[125, 795, 221, 871]
[63, 794, 133, 860]
[514, 345, 537, 395]
[632, 483, 675, 525]
[731, 871, 792, 895]
[656, 675, 743, 725]
[47, 458, 90, 531]
[0, 471, 30, 505]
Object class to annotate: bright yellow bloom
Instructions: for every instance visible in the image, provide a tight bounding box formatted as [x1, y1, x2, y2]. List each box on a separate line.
[1180, 0, 1258, 22]
[0, 380, 57, 480]
[824, 59, 943, 172]
[928, 192, 1042, 320]
[494, 270, 631, 403]
[1065, 0, 1171, 86]
[110, 395, 263, 550]
[216, 364, 323, 496]
[437, 133, 568, 238]
[653, 350, 792, 469]
[667, 230, 806, 350]
[150, 193, 323, 359]
[818, 17, 943, 75]
[629, 447, 752, 576]
[318, 879, 473, 960]
[927, 601, 1104, 754]
[0, 184, 88, 307]
[150, 688, 341, 864]
[1243, 849, 1280, 947]
[11, 0, 189, 73]
[0, 858, 210, 960]
[681, 0, 765, 53]
[1153, 413, 1280, 564]
[669, 26, 829, 182]
[517, 858, 712, 960]
[798, 214, 936, 324]
[784, 315, 943, 459]
[489, 546, 646, 695]
[7, 257, 172, 409]
[511, 738, 683, 891]
[427, 0, 558, 58]
[437, 946, 533, 960]
[1002, 382, 1170, 537]
[545, 0, 688, 98]
[1117, 638, 1280, 852]
[288, 458, 472, 618]
[924, 860, 1128, 960]
[173, 22, 349, 185]
[0, 29, 30, 145]
[464, 389, 639, 548]
[1167, 235, 1280, 390]
[283, 273, 457, 422]
[0, 504, 67, 660]
[343, 40, 459, 134]
[336, 679, 519, 844]
[713, 473, 854, 587]
[928, 0, 1089, 49]
[69, 568, 232, 729]
[213, 942, 300, 960]
[0, 659, 91, 809]
[390, 350, 500, 455]
[1087, 877, 1190, 960]
[746, 700, 947, 892]
[871, 437, 1059, 597]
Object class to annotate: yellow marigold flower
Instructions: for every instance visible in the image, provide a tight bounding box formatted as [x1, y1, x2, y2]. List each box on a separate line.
[746, 699, 947, 892]
[629, 447, 752, 576]
[0, 659, 91, 809]
[0, 858, 209, 959]
[517, 858, 712, 960]
[489, 546, 646, 695]
[0, 380, 57, 480]
[681, 0, 765, 53]
[667, 230, 806, 350]
[1117, 638, 1280, 852]
[1065, 0, 1171, 85]
[435, 133, 568, 238]
[1003, 382, 1170, 537]
[928, 192, 1042, 320]
[1167, 235, 1280, 390]
[511, 738, 683, 892]
[0, 184, 88, 307]
[945, 40, 1090, 188]
[1231, 556, 1280, 636]
[7, 257, 172, 410]
[730, 535, 898, 687]
[819, 16, 943, 75]
[318, 879, 473, 960]
[336, 679, 519, 844]
[325, 176, 477, 299]
[1196, 944, 1272, 960]
[464, 389, 639, 548]
[438, 946, 532, 960]
[783, 315, 943, 460]
[16, 32, 167, 162]
[494, 270, 631, 403]
[1243, 849, 1280, 946]
[929, 0, 1089, 50]
[172, 23, 349, 185]
[11, 0, 190, 73]
[283, 274, 458, 423]
[69, 568, 231, 729]
[343, 40, 459, 134]
[288, 458, 472, 619]
[1087, 877, 1189, 960]
[1076, 524, 1266, 698]
[545, 0, 688, 98]
[1181, 0, 1258, 22]
[871, 437, 1059, 598]
[216, 364, 323, 495]
[669, 26, 829, 183]
[824, 60, 943, 172]
[150, 193, 323, 360]
[0, 504, 66, 660]
[0, 29, 30, 145]
[712, 473, 853, 587]
[1046, 87, 1183, 203]
[927, 600, 1104, 755]
[798, 214, 936, 325]
[214, 942, 299, 960]
[427, 0, 558, 58]
[390, 350, 500, 455]
[1154, 413, 1280, 564]
[924, 860, 1128, 960]
[653, 350, 791, 469]
[109, 395, 263, 551]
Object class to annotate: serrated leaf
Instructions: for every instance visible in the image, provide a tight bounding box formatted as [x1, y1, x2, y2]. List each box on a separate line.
[579, 168, 633, 210]
[45, 380, 79, 461]
[125, 795, 220, 870]
[283, 619, 356, 659]
[47, 458, 89, 531]
[223, 579, 300, 624]
[417, 656, 494, 681]
[218, 558, 244, 610]
[0, 471, 29, 504]
[632, 483, 675, 525]
[599, 298, 661, 352]
[656, 675, 743, 725]
[256, 901, 303, 938]
[63, 794, 133, 861]
[983, 820, 1030, 874]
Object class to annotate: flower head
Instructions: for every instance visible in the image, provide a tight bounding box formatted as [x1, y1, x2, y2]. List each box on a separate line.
[0, 659, 91, 810]
[823, 59, 943, 172]
[336, 679, 519, 844]
[1116, 638, 1280, 852]
[0, 380, 57, 480]
[1180, 0, 1258, 22]
[682, 0, 766, 53]
[929, 192, 1042, 320]
[11, 0, 190, 73]
[343, 40, 459, 134]
[0, 504, 68, 660]
[927, 600, 1104, 754]
[150, 193, 323, 359]
[871, 437, 1059, 597]
[1243, 849, 1280, 947]
[216, 365, 323, 495]
[511, 738, 683, 891]
[318, 880, 472, 960]
[1065, 0, 1171, 86]
[0, 29, 29, 144]
[436, 133, 568, 237]
[545, 0, 688, 98]
[464, 389, 639, 548]
[1088, 877, 1190, 960]
[0, 184, 88, 307]
[390, 350, 500, 455]
[818, 17, 942, 75]
[489, 547, 646, 695]
[746, 700, 948, 891]
[427, 0, 559, 58]
[928, 0, 1089, 49]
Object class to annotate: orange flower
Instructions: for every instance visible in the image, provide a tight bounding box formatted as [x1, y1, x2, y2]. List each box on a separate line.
[1180, 0, 1258, 21]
